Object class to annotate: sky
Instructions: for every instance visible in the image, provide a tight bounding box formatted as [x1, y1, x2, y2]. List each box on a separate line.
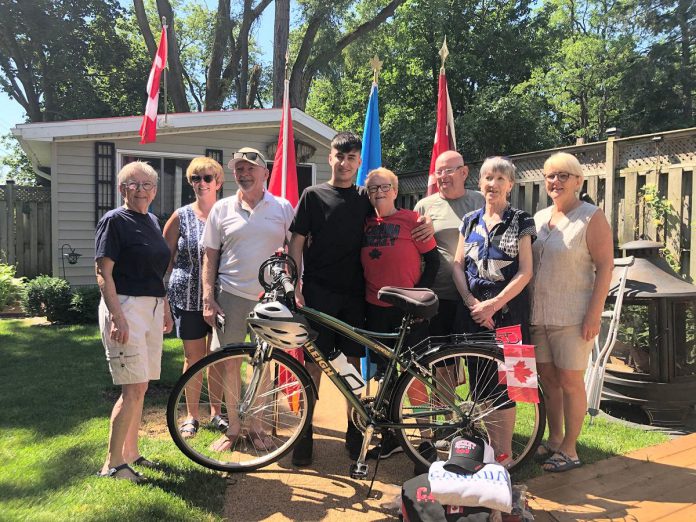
[0, 1, 276, 179]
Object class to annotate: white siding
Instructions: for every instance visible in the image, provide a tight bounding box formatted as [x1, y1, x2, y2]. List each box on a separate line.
[54, 125, 333, 286]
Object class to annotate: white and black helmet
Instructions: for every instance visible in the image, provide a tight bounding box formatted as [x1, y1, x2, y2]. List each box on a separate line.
[247, 301, 315, 349]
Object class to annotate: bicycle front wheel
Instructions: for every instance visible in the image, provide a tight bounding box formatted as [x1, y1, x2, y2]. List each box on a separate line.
[390, 344, 545, 473]
[167, 344, 315, 472]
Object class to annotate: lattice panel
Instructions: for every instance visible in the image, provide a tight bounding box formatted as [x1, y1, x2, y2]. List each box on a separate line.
[0, 185, 51, 202]
[618, 134, 696, 170]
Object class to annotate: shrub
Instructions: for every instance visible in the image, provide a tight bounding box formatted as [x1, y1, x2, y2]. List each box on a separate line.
[0, 262, 24, 309]
[70, 285, 101, 324]
[21, 276, 74, 323]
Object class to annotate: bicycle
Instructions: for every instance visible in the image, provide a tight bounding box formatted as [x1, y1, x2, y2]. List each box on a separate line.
[167, 251, 545, 478]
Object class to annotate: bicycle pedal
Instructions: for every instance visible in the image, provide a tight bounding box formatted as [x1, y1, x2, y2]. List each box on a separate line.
[349, 462, 369, 479]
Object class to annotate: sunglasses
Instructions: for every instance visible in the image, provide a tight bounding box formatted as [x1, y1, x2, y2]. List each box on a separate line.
[191, 174, 215, 183]
[233, 151, 259, 161]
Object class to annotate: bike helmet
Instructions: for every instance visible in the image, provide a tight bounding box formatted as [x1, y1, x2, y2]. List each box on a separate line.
[247, 301, 316, 349]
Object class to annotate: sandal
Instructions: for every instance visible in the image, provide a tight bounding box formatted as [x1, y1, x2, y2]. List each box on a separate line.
[210, 415, 229, 432]
[248, 430, 276, 451]
[179, 419, 199, 439]
[97, 463, 145, 483]
[534, 441, 560, 462]
[210, 426, 241, 452]
[543, 451, 582, 473]
[132, 456, 158, 469]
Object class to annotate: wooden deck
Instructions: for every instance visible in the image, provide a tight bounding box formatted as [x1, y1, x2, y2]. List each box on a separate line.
[526, 433, 696, 521]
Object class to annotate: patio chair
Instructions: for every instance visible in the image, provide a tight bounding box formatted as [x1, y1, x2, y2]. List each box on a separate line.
[585, 256, 635, 423]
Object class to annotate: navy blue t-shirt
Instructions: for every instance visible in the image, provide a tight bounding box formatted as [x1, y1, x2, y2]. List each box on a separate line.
[95, 207, 170, 297]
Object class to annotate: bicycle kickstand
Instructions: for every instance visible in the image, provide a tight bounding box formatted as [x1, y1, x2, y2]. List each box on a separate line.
[350, 424, 375, 480]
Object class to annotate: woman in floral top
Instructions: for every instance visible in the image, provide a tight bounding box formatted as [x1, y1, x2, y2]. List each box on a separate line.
[452, 156, 535, 465]
[163, 157, 225, 438]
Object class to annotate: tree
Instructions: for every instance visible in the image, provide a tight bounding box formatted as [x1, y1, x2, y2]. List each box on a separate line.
[0, 0, 147, 122]
[0, 134, 40, 185]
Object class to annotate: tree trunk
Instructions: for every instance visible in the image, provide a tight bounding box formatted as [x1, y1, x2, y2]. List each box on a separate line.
[205, 0, 232, 110]
[273, 0, 290, 107]
[156, 0, 190, 113]
[677, 0, 693, 121]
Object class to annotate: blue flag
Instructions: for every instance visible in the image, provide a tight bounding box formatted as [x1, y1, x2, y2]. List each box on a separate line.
[357, 82, 381, 381]
[356, 82, 381, 186]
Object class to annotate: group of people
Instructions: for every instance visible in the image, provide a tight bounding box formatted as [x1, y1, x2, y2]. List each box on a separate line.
[94, 130, 613, 483]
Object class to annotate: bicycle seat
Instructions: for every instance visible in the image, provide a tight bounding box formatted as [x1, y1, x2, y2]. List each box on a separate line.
[377, 287, 439, 319]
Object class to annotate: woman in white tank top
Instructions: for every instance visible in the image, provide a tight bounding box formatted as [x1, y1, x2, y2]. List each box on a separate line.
[529, 152, 614, 472]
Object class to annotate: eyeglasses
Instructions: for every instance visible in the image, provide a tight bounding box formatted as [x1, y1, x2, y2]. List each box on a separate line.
[191, 174, 215, 183]
[233, 151, 259, 161]
[434, 165, 464, 177]
[122, 181, 155, 191]
[367, 184, 393, 194]
[544, 172, 578, 182]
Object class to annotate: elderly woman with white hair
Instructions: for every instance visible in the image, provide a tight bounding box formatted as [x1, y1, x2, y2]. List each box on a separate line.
[452, 156, 536, 465]
[530, 152, 613, 473]
[95, 161, 173, 482]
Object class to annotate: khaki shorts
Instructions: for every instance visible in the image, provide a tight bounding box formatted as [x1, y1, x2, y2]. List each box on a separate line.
[530, 324, 594, 371]
[99, 296, 164, 385]
[210, 290, 257, 351]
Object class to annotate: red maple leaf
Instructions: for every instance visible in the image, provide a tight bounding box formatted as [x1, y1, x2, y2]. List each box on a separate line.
[513, 360, 533, 383]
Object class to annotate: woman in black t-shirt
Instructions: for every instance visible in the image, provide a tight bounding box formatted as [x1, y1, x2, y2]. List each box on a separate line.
[95, 161, 173, 483]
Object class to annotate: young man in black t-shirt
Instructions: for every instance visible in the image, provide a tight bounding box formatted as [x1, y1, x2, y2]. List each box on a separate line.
[288, 132, 370, 466]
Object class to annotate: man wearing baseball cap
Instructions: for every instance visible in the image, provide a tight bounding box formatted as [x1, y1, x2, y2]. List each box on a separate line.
[201, 147, 295, 451]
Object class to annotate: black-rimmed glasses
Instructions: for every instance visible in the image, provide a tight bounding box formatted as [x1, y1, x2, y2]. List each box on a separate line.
[367, 184, 393, 194]
[544, 172, 578, 182]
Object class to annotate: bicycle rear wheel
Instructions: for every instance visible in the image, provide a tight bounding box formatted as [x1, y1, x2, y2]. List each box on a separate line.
[390, 344, 545, 473]
[167, 344, 315, 472]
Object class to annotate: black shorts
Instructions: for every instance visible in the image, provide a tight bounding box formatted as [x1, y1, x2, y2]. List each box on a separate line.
[302, 280, 365, 358]
[366, 302, 428, 371]
[427, 298, 459, 337]
[171, 305, 212, 341]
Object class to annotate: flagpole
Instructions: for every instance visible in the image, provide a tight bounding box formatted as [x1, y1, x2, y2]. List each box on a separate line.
[281, 50, 289, 199]
[161, 16, 168, 124]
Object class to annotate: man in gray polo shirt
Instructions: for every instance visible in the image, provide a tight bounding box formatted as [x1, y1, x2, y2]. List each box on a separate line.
[414, 150, 485, 338]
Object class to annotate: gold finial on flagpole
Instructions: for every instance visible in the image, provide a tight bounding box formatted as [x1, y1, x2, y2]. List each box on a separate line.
[439, 36, 449, 74]
[369, 55, 383, 84]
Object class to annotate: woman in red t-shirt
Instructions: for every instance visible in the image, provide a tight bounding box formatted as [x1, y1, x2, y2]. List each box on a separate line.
[360, 167, 439, 459]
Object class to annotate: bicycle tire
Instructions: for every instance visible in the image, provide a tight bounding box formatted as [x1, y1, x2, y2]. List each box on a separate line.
[167, 344, 315, 472]
[390, 344, 545, 473]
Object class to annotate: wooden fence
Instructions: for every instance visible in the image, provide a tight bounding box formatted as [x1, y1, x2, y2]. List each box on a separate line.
[0, 181, 52, 277]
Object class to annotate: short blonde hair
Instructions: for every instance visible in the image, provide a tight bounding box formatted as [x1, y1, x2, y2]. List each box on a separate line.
[480, 156, 516, 182]
[544, 152, 584, 183]
[366, 167, 398, 193]
[117, 161, 158, 185]
[186, 156, 225, 184]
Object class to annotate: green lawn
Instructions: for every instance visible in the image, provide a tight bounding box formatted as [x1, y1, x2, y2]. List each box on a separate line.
[0, 318, 671, 518]
[0, 319, 226, 521]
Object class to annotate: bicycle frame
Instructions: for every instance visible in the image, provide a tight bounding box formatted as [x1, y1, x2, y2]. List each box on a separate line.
[294, 305, 468, 430]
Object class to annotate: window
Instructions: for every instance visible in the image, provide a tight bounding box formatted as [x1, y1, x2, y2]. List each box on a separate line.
[119, 153, 193, 220]
[265, 162, 314, 196]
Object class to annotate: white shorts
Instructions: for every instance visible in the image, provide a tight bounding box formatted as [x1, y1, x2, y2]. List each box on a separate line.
[99, 295, 164, 385]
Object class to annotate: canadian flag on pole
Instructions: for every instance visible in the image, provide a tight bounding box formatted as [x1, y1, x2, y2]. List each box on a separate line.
[139, 27, 167, 144]
[427, 49, 457, 196]
[268, 70, 302, 411]
[498, 344, 540, 404]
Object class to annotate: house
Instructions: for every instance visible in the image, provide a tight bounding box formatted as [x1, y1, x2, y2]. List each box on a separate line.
[12, 109, 336, 286]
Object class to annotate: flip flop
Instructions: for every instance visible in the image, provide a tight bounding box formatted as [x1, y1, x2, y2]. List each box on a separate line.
[248, 431, 276, 451]
[543, 451, 582, 473]
[132, 456, 158, 469]
[96, 463, 145, 483]
[179, 419, 199, 439]
[534, 441, 560, 462]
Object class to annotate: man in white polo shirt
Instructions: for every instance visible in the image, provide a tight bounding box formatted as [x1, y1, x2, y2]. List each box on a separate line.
[201, 147, 294, 451]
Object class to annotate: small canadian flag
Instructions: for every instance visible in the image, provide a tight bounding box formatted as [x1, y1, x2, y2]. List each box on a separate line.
[495, 325, 540, 403]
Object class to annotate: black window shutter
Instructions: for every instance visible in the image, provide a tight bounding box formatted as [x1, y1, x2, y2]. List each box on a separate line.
[95, 142, 116, 225]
